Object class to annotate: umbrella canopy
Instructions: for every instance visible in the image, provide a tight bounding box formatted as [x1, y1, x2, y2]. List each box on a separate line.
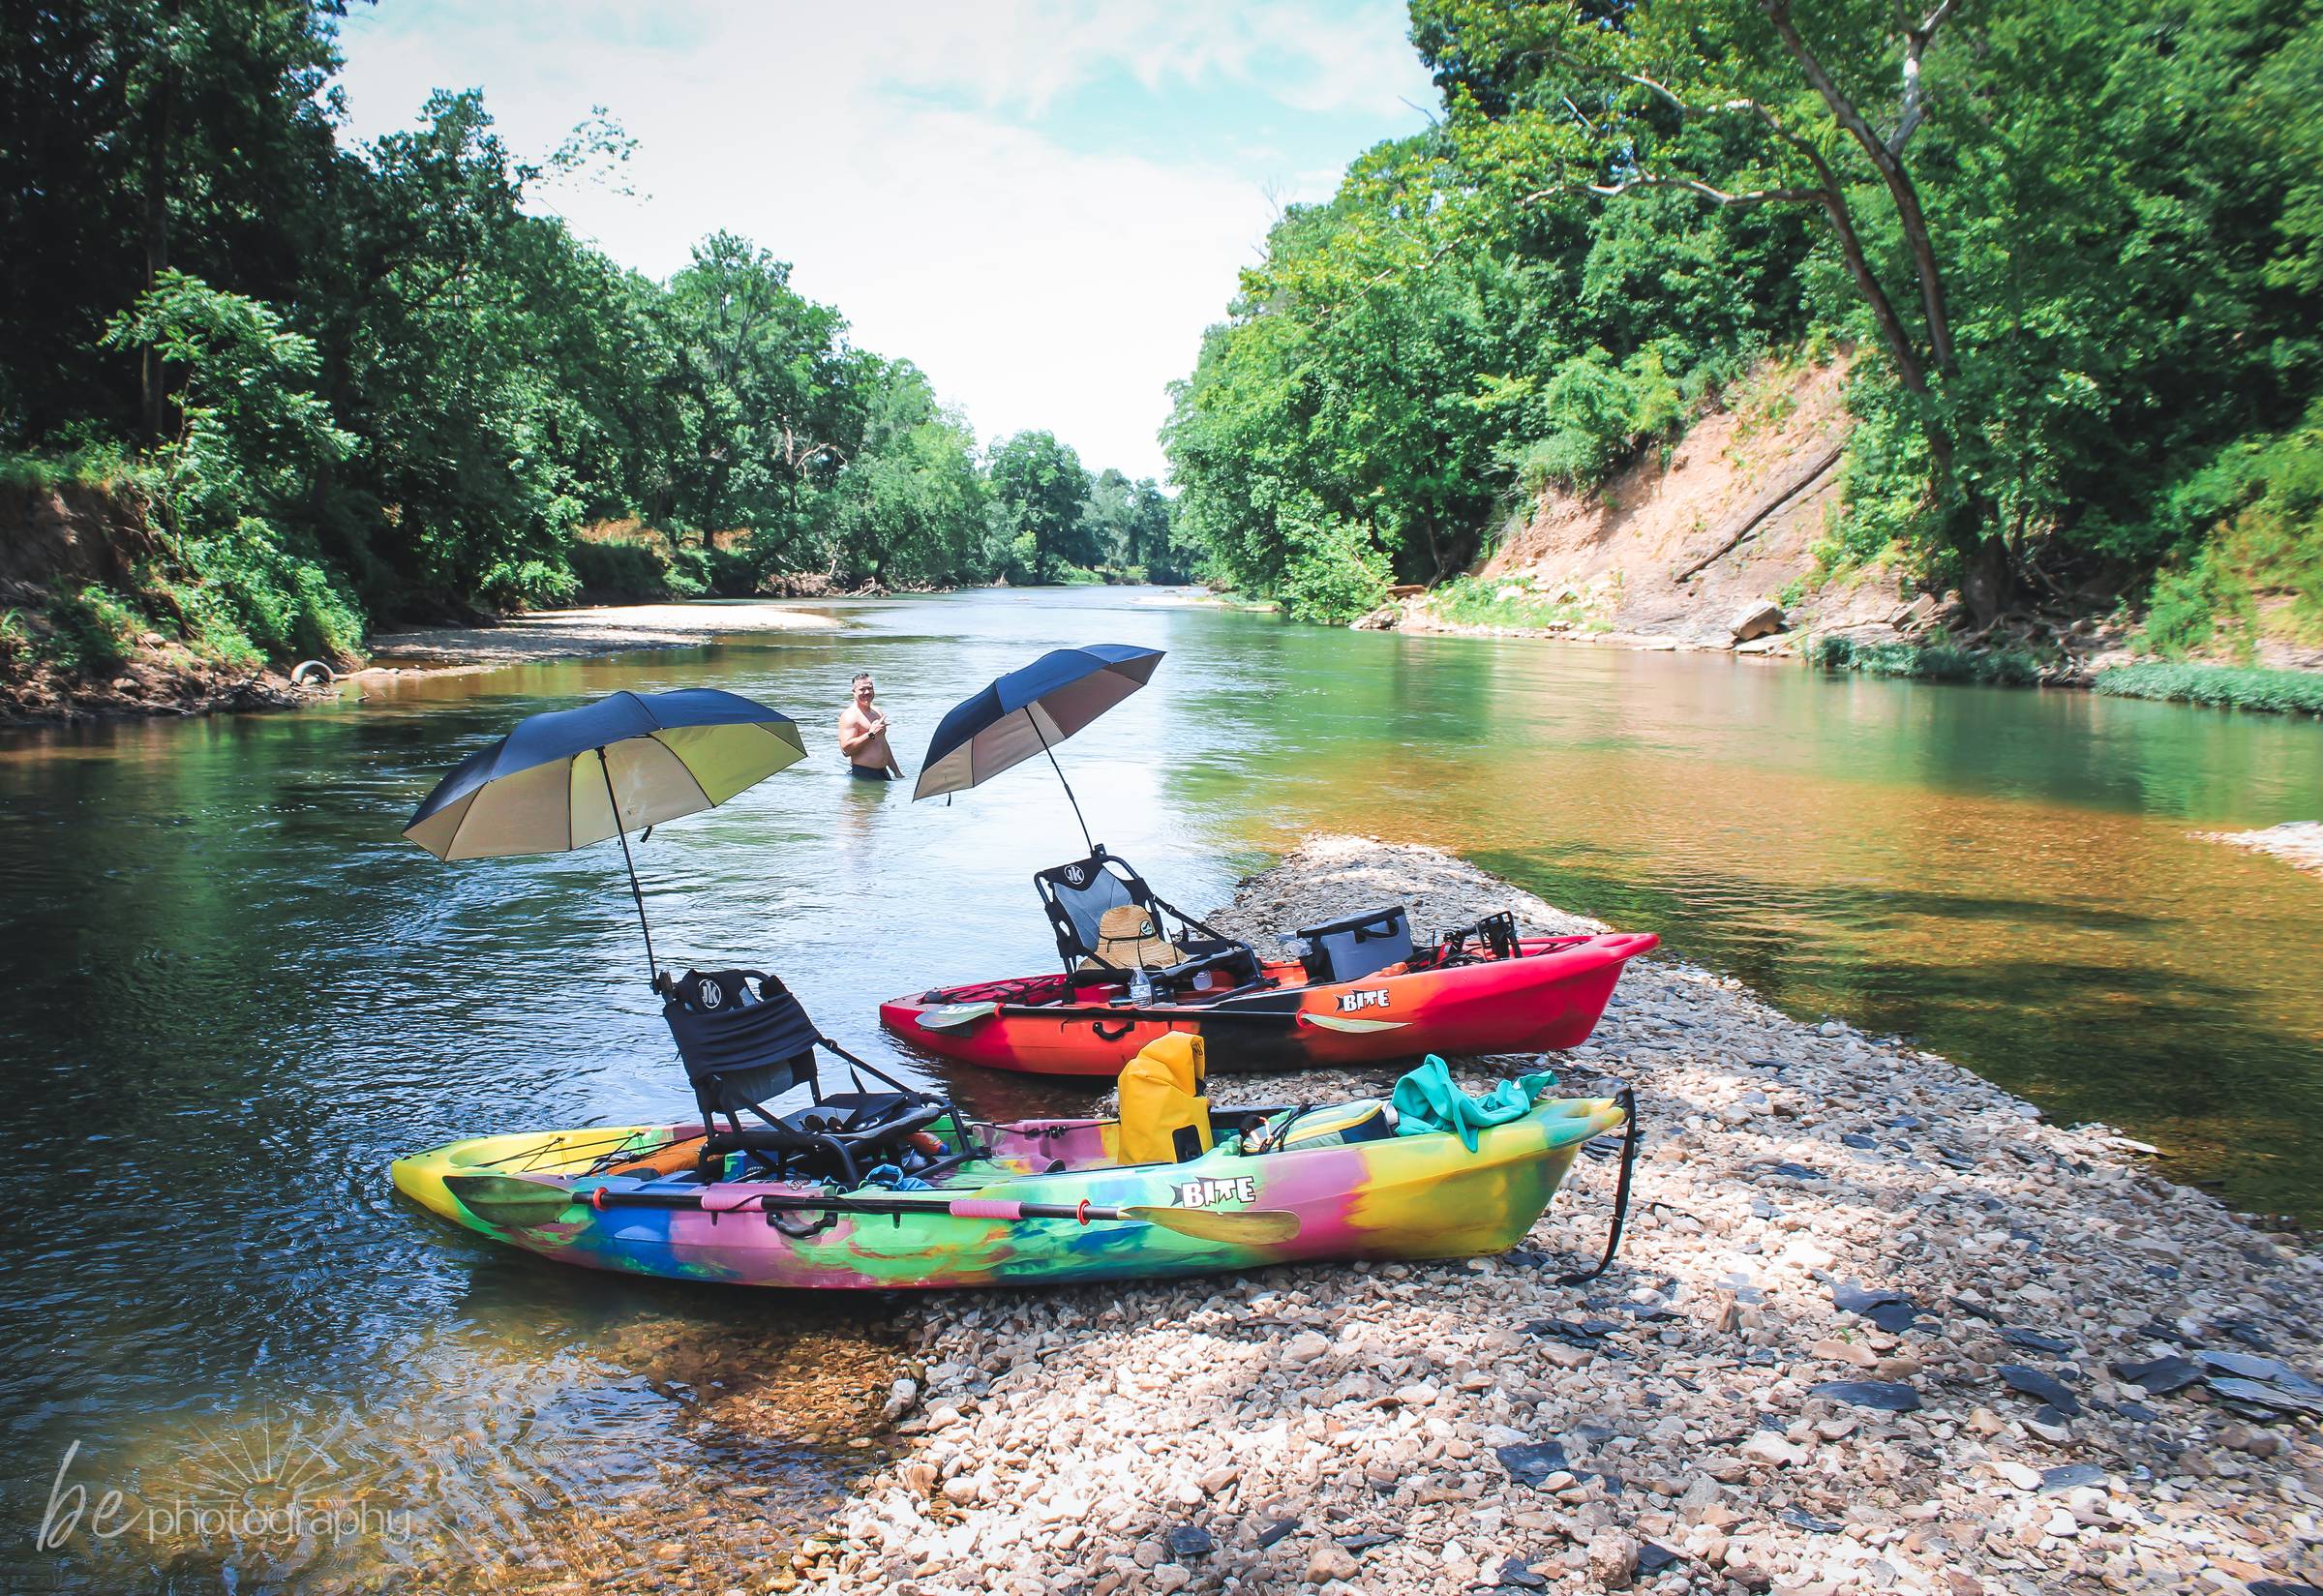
[914, 645, 1162, 801]
[405, 688, 805, 861]
[403, 688, 806, 981]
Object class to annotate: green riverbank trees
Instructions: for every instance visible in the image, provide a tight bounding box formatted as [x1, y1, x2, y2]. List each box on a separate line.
[1, 2, 1172, 674]
[1166, 0, 2323, 636]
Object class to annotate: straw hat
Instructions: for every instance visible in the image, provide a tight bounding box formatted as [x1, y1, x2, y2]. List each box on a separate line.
[1081, 904, 1182, 972]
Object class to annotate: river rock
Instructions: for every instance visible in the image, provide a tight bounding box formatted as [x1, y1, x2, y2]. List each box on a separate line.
[2195, 1349, 2323, 1397]
[1284, 1330, 1331, 1363]
[1731, 599, 1786, 641]
[1497, 1440, 1571, 1487]
[1999, 1327, 2075, 1354]
[1809, 1379, 1921, 1412]
[1164, 1524, 1213, 1560]
[1308, 1544, 1359, 1582]
[1997, 1365, 2082, 1416]
[1741, 1432, 1808, 1467]
[1586, 1528, 1639, 1587]
[2037, 1463, 2108, 1493]
[2112, 1355, 2201, 1395]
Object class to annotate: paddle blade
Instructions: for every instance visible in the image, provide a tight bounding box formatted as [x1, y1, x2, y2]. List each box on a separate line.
[918, 1001, 999, 1033]
[1124, 1205, 1301, 1245]
[444, 1173, 582, 1228]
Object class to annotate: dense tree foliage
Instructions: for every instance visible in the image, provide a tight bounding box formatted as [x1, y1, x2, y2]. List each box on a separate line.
[1083, 468, 1189, 583]
[1168, 0, 2323, 636]
[2, 1, 1171, 672]
[985, 430, 1097, 584]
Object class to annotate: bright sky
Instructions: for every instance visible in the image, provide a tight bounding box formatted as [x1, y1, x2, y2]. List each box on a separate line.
[333, 0, 1440, 484]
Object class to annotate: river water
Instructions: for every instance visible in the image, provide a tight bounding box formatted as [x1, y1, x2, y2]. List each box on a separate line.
[4, 586, 2318, 1587]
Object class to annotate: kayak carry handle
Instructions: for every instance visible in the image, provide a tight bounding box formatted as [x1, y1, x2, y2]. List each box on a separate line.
[1556, 1086, 1640, 1287]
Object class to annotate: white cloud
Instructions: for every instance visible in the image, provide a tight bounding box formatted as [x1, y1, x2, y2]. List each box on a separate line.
[335, 0, 1437, 482]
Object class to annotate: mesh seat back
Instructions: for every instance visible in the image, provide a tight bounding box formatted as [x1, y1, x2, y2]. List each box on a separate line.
[1034, 855, 1162, 967]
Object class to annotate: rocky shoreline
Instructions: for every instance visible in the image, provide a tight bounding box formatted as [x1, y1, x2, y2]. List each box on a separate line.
[781, 836, 2320, 1595]
[1, 599, 846, 729]
[2200, 822, 2323, 881]
[355, 600, 843, 681]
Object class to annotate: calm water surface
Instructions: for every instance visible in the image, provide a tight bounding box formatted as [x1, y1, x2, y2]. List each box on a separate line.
[3, 586, 2318, 1586]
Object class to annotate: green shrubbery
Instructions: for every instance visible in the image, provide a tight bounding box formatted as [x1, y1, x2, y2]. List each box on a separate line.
[569, 534, 683, 600]
[2094, 663, 2323, 716]
[1811, 636, 2048, 686]
[2135, 405, 2323, 659]
[97, 271, 365, 663]
[1425, 573, 1604, 631]
[1279, 509, 1393, 624]
[1508, 348, 1691, 497]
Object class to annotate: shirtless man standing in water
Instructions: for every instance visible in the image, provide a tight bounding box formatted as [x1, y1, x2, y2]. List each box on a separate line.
[838, 671, 901, 780]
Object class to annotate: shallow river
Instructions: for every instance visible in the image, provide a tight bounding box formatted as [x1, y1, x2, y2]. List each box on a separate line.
[3, 586, 2317, 1587]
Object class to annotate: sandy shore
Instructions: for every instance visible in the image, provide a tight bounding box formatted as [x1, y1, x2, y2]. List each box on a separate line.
[775, 836, 2319, 1595]
[2201, 822, 2323, 880]
[357, 600, 842, 678]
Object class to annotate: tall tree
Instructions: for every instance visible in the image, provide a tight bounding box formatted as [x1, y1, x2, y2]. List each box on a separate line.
[986, 430, 1094, 582]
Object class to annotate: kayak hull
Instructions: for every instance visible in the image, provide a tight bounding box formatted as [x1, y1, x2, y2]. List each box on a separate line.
[879, 932, 1657, 1077]
[389, 1097, 1625, 1291]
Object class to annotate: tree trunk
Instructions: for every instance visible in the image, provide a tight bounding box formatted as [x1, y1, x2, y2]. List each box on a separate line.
[138, 6, 180, 447]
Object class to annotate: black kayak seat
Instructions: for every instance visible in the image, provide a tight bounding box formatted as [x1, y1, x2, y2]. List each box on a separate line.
[660, 968, 950, 1185]
[1033, 849, 1266, 995]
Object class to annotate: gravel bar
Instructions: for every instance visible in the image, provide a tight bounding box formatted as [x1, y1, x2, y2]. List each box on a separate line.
[778, 835, 2319, 1595]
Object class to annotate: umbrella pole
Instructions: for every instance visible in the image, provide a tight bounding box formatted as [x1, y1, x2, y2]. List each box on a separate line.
[598, 749, 659, 985]
[1029, 715, 1095, 855]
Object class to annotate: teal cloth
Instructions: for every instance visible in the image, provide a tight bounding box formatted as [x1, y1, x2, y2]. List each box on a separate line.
[1390, 1055, 1555, 1153]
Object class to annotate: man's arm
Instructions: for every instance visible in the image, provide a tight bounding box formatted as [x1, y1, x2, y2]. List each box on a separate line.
[838, 709, 876, 756]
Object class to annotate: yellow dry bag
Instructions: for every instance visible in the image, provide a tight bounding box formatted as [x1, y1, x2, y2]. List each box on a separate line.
[1117, 1033, 1213, 1163]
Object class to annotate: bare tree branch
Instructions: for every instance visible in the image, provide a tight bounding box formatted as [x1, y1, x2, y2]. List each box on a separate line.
[1757, 0, 1956, 372]
[1560, 174, 1823, 207]
[1891, 0, 1955, 153]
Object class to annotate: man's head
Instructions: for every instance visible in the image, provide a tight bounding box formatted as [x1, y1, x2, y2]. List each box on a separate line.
[851, 671, 875, 706]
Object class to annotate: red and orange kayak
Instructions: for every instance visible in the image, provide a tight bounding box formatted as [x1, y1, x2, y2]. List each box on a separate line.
[880, 931, 1657, 1077]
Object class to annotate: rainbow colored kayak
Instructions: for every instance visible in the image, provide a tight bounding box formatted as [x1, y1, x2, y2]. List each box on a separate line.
[390, 1094, 1628, 1290]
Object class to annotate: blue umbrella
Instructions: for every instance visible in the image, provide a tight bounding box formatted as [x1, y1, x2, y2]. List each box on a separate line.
[912, 644, 1162, 851]
[405, 688, 807, 981]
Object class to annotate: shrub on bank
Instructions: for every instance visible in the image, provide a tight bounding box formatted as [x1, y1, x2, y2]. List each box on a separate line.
[1812, 635, 2048, 686]
[2094, 662, 2323, 715]
[1427, 573, 1606, 632]
[570, 533, 689, 600]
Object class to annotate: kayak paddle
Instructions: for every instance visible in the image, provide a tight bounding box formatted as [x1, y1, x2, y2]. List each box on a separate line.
[441, 1173, 1300, 1244]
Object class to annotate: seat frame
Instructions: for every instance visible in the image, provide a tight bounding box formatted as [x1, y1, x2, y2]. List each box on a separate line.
[1032, 849, 1261, 996]
[658, 967, 961, 1188]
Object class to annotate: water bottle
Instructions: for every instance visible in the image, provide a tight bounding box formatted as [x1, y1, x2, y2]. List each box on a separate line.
[1129, 965, 1154, 1008]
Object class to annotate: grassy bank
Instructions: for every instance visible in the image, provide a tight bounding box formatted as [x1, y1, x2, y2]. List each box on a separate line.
[1808, 635, 2051, 686]
[2094, 661, 2323, 715]
[1415, 572, 1613, 633]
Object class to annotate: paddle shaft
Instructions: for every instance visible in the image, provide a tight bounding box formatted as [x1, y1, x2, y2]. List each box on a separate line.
[561, 1184, 1295, 1242]
[597, 746, 658, 984]
[588, 1188, 1130, 1223]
